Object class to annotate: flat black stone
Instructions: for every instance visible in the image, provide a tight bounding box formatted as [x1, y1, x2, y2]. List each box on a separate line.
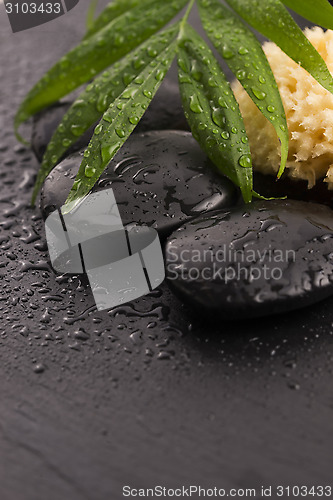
[165, 200, 333, 319]
[31, 79, 189, 163]
[40, 130, 238, 240]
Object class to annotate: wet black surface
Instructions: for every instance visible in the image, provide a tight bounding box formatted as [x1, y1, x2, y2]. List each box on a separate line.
[0, 3, 333, 500]
[166, 200, 333, 318]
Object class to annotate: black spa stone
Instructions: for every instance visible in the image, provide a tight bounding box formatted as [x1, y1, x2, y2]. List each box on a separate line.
[40, 131, 238, 240]
[165, 200, 333, 319]
[31, 79, 188, 163]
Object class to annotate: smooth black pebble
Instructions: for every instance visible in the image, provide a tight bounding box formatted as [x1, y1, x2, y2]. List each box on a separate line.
[40, 131, 238, 240]
[165, 200, 333, 319]
[31, 79, 188, 163]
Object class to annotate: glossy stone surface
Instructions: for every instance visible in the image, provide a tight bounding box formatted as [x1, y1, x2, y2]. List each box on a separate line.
[31, 79, 188, 162]
[40, 131, 238, 240]
[165, 200, 333, 319]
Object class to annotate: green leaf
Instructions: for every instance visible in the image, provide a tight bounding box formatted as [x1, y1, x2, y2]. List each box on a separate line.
[225, 0, 333, 94]
[15, 0, 187, 141]
[252, 191, 286, 201]
[84, 0, 143, 40]
[282, 0, 333, 31]
[63, 42, 177, 211]
[31, 24, 179, 204]
[85, 0, 99, 33]
[198, 0, 288, 178]
[177, 24, 253, 203]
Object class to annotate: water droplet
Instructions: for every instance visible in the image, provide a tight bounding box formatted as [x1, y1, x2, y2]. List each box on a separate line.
[134, 76, 144, 85]
[222, 45, 234, 59]
[238, 154, 252, 168]
[191, 60, 203, 81]
[84, 165, 96, 178]
[71, 124, 86, 137]
[212, 108, 225, 127]
[179, 74, 192, 84]
[123, 72, 134, 86]
[95, 94, 108, 113]
[147, 47, 158, 57]
[122, 88, 136, 99]
[155, 69, 166, 81]
[218, 97, 228, 109]
[208, 76, 218, 87]
[252, 87, 266, 100]
[101, 142, 121, 163]
[238, 46, 249, 55]
[221, 131, 230, 140]
[189, 95, 203, 114]
[34, 363, 46, 374]
[115, 128, 126, 138]
[133, 58, 145, 70]
[267, 105, 276, 113]
[72, 179, 82, 191]
[129, 116, 139, 125]
[94, 123, 103, 135]
[236, 69, 246, 80]
[178, 58, 189, 73]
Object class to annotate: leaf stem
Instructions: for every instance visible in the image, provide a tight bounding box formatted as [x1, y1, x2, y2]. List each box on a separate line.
[179, 0, 196, 38]
[86, 0, 99, 32]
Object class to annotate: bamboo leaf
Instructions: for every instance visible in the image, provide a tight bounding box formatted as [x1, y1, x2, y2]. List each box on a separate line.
[31, 25, 179, 204]
[15, 0, 187, 140]
[177, 24, 253, 203]
[84, 0, 144, 40]
[225, 0, 333, 94]
[63, 42, 177, 211]
[198, 0, 288, 178]
[282, 0, 333, 31]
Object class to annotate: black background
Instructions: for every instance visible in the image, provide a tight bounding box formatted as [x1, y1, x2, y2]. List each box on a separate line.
[0, 2, 332, 499]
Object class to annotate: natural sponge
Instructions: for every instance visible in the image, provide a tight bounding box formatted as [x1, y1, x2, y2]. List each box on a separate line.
[232, 27, 333, 190]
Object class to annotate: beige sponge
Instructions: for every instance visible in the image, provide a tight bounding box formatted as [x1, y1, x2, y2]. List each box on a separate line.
[232, 27, 333, 190]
